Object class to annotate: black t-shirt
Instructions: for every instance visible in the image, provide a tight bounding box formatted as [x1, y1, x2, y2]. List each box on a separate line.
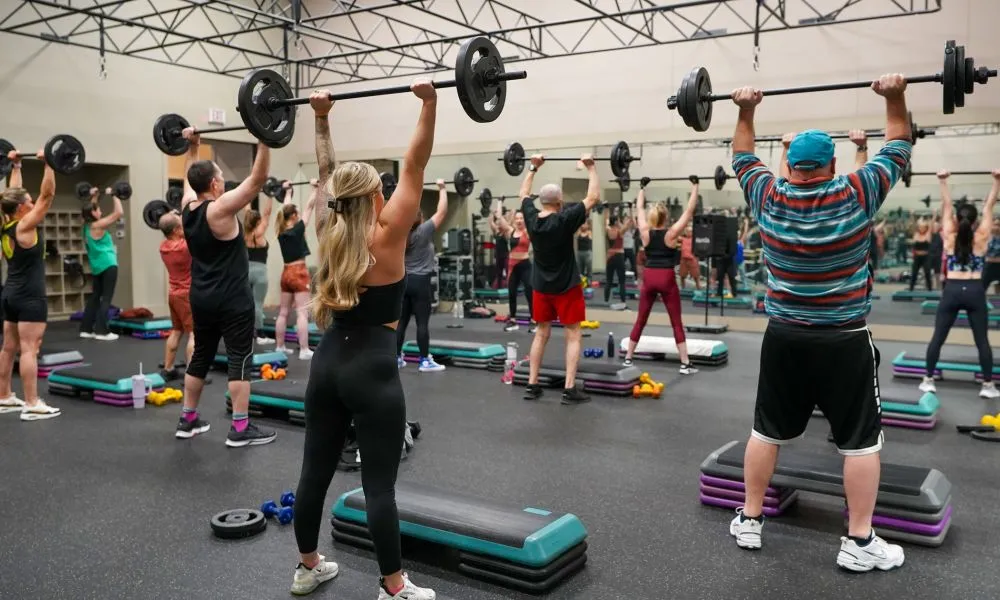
[521, 197, 588, 294]
[577, 234, 592, 252]
[278, 220, 311, 263]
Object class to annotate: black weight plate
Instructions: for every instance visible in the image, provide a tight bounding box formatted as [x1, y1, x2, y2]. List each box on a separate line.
[44, 134, 85, 175]
[478, 187, 493, 204]
[165, 186, 183, 210]
[692, 67, 713, 132]
[503, 142, 525, 177]
[114, 181, 132, 201]
[153, 113, 191, 156]
[676, 69, 695, 129]
[963, 57, 975, 93]
[76, 181, 92, 200]
[954, 45, 966, 108]
[714, 165, 728, 191]
[455, 37, 506, 124]
[454, 167, 475, 196]
[275, 181, 289, 204]
[617, 171, 630, 193]
[610, 141, 631, 178]
[143, 200, 171, 230]
[237, 69, 296, 148]
[942, 41, 956, 115]
[262, 176, 282, 199]
[380, 172, 397, 200]
[210, 508, 267, 540]
[0, 138, 14, 177]
[902, 161, 913, 188]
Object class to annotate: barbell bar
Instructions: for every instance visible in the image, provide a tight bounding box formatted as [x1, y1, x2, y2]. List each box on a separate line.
[378, 167, 478, 199]
[262, 177, 317, 203]
[0, 135, 86, 176]
[902, 163, 996, 188]
[152, 113, 250, 156]
[76, 181, 133, 202]
[612, 166, 732, 193]
[749, 112, 929, 145]
[667, 40, 996, 132]
[500, 141, 638, 178]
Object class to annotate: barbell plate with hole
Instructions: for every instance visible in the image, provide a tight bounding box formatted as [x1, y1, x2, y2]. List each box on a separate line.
[261, 177, 283, 201]
[503, 142, 526, 177]
[942, 42, 956, 115]
[455, 37, 507, 124]
[154, 113, 192, 156]
[210, 508, 267, 540]
[617, 171, 631, 193]
[478, 188, 493, 204]
[453, 167, 476, 196]
[114, 181, 133, 201]
[380, 172, 397, 200]
[675, 69, 691, 129]
[687, 67, 713, 133]
[237, 69, 297, 149]
[714, 165, 728, 191]
[609, 141, 633, 178]
[954, 45, 966, 108]
[143, 200, 171, 230]
[964, 56, 975, 94]
[76, 182, 92, 200]
[45, 134, 86, 175]
[902, 162, 913, 188]
[0, 139, 14, 177]
[165, 186, 183, 210]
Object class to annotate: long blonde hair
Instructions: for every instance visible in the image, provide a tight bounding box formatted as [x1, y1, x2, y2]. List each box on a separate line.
[647, 202, 669, 228]
[274, 204, 297, 237]
[313, 162, 381, 327]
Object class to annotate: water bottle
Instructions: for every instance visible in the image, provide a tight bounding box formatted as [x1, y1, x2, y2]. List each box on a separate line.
[607, 332, 615, 360]
[503, 342, 519, 384]
[132, 362, 150, 409]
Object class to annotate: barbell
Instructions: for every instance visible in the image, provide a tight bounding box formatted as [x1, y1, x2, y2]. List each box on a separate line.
[75, 181, 133, 202]
[261, 177, 317, 203]
[476, 187, 536, 217]
[902, 163, 996, 187]
[612, 166, 732, 193]
[500, 141, 638, 177]
[378, 167, 478, 199]
[749, 112, 928, 145]
[0, 135, 86, 176]
[142, 199, 173, 230]
[233, 37, 524, 150]
[667, 40, 996, 132]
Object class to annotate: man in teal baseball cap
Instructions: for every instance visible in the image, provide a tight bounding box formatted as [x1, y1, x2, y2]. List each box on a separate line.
[786, 129, 837, 174]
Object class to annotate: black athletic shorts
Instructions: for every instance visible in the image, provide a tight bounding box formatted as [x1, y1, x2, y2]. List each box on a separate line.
[753, 320, 884, 455]
[187, 305, 255, 381]
[1, 294, 47, 324]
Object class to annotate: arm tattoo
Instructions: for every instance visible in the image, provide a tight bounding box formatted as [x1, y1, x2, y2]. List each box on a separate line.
[315, 116, 335, 182]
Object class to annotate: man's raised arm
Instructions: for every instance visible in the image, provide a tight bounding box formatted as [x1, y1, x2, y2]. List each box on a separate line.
[213, 144, 271, 218]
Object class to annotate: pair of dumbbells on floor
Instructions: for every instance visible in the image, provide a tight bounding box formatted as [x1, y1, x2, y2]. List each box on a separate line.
[583, 347, 605, 358]
[261, 491, 296, 525]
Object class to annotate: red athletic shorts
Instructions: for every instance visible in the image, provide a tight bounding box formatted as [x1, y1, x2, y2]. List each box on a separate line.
[533, 285, 586, 325]
[168, 294, 193, 333]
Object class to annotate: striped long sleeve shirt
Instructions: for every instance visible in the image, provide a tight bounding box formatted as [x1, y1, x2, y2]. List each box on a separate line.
[733, 139, 912, 326]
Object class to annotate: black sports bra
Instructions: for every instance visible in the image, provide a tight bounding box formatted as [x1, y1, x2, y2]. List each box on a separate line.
[333, 277, 405, 326]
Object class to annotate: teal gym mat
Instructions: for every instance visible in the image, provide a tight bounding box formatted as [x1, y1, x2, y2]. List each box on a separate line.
[108, 318, 172, 331]
[401, 341, 504, 359]
[48, 369, 166, 394]
[213, 351, 288, 367]
[474, 288, 508, 299]
[882, 392, 939, 416]
[892, 290, 940, 302]
[259, 321, 321, 334]
[921, 300, 994, 316]
[691, 293, 752, 307]
[892, 351, 1000, 376]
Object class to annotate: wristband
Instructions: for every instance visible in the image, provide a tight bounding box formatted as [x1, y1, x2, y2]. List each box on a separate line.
[856, 145, 867, 151]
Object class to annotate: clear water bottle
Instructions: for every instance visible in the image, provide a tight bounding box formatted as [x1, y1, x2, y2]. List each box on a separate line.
[607, 332, 615, 360]
[503, 342, 519, 384]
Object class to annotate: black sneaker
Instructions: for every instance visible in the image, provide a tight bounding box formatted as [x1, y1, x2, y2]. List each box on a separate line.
[561, 386, 591, 405]
[679, 363, 699, 375]
[175, 416, 211, 439]
[160, 368, 180, 381]
[225, 422, 277, 447]
[503, 320, 519, 333]
[523, 384, 543, 401]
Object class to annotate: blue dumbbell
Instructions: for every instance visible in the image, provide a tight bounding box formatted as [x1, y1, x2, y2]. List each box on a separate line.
[280, 491, 295, 507]
[583, 348, 592, 358]
[261, 500, 294, 524]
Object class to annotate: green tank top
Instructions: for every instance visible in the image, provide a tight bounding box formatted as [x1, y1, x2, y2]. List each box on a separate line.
[84, 224, 117, 274]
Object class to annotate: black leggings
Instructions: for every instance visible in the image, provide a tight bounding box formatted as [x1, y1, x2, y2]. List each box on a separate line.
[925, 280, 993, 382]
[508, 259, 533, 319]
[910, 254, 932, 291]
[604, 253, 626, 302]
[81, 266, 118, 335]
[716, 258, 738, 296]
[624, 248, 637, 274]
[294, 324, 406, 575]
[187, 305, 254, 380]
[397, 273, 432, 357]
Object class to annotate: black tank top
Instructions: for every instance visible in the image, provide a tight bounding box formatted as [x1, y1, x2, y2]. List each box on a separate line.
[913, 239, 930, 252]
[183, 201, 253, 312]
[247, 242, 268, 264]
[1, 221, 45, 298]
[494, 234, 509, 257]
[333, 278, 406, 327]
[644, 229, 679, 269]
[577, 235, 592, 252]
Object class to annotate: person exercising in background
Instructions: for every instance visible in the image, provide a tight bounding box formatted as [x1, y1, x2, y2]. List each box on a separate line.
[575, 221, 593, 284]
[158, 211, 195, 381]
[920, 169, 999, 400]
[174, 127, 276, 448]
[520, 154, 602, 405]
[245, 193, 274, 344]
[621, 211, 637, 277]
[929, 219, 944, 289]
[677, 225, 701, 290]
[909, 219, 933, 291]
[985, 221, 1000, 294]
[728, 73, 911, 572]
[603, 211, 627, 305]
[0, 148, 59, 420]
[397, 179, 449, 373]
[273, 180, 318, 361]
[488, 207, 509, 288]
[494, 204, 534, 332]
[623, 176, 700, 373]
[80, 186, 124, 341]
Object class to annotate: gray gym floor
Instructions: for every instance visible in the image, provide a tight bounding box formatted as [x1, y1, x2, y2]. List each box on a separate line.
[2, 318, 998, 599]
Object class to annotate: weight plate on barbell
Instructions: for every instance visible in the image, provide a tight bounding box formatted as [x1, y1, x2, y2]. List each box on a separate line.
[503, 142, 526, 177]
[262, 176, 282, 200]
[679, 67, 713, 132]
[0, 138, 14, 177]
[610, 141, 632, 178]
[275, 180, 291, 204]
[76, 181, 92, 201]
[478, 187, 493, 204]
[902, 162, 913, 188]
[676, 68, 696, 129]
[237, 69, 296, 149]
[165, 186, 183, 210]
[44, 134, 85, 175]
[153, 113, 191, 156]
[714, 165, 728, 191]
[114, 181, 133, 201]
[380, 172, 397, 200]
[942, 41, 956, 115]
[454, 166, 476, 197]
[143, 199, 172, 230]
[963, 56, 975, 94]
[954, 45, 966, 108]
[210, 508, 267, 540]
[455, 37, 507, 124]
[907, 111, 917, 146]
[617, 171, 631, 193]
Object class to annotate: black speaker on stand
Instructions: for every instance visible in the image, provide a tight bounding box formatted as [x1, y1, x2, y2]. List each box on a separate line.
[686, 214, 737, 334]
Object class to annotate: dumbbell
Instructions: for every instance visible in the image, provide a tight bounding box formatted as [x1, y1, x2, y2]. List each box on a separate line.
[0, 135, 86, 176]
[76, 181, 133, 202]
[261, 500, 294, 525]
[583, 348, 604, 358]
[280, 491, 296, 507]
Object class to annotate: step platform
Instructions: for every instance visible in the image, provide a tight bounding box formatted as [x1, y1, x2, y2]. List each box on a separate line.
[699, 440, 953, 547]
[15, 349, 84, 378]
[512, 361, 641, 396]
[691, 293, 752, 309]
[213, 344, 287, 378]
[330, 482, 588, 593]
[107, 316, 172, 339]
[813, 392, 939, 430]
[892, 290, 940, 302]
[956, 313, 1000, 329]
[618, 336, 728, 366]
[585, 299, 630, 310]
[401, 340, 505, 371]
[892, 350, 998, 383]
[259, 318, 322, 346]
[48, 364, 165, 407]
[474, 288, 508, 300]
[227, 378, 305, 424]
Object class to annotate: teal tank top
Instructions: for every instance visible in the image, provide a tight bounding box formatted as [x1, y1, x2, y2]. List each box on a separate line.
[84, 224, 118, 274]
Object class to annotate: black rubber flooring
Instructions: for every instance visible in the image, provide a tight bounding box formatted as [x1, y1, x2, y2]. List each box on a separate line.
[2, 319, 998, 599]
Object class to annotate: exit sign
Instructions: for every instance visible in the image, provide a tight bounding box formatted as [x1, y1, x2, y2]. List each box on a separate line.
[208, 108, 226, 125]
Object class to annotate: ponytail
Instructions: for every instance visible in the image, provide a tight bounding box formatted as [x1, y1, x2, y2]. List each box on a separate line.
[274, 204, 296, 237]
[1, 188, 27, 227]
[954, 204, 978, 266]
[244, 209, 261, 242]
[647, 202, 669, 228]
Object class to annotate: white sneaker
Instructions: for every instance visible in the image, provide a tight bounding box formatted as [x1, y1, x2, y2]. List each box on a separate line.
[79, 332, 95, 339]
[21, 399, 61, 421]
[836, 532, 905, 572]
[979, 382, 1000, 399]
[290, 555, 339, 595]
[0, 393, 25, 414]
[276, 346, 294, 355]
[378, 573, 436, 600]
[418, 357, 445, 373]
[256, 336, 276, 345]
[918, 377, 936, 393]
[679, 363, 699, 375]
[94, 333, 119, 341]
[299, 349, 314, 361]
[729, 508, 763, 550]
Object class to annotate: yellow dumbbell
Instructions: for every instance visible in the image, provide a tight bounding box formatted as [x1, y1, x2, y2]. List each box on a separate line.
[980, 414, 999, 428]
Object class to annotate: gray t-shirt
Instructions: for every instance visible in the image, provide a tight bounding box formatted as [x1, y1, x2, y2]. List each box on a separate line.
[405, 220, 437, 275]
[622, 226, 635, 250]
